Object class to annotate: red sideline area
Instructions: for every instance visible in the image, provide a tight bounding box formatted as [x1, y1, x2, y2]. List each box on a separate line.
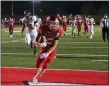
[1, 67, 108, 85]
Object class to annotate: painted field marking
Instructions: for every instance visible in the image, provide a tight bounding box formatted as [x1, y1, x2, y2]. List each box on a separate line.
[1, 53, 108, 57]
[2, 67, 108, 72]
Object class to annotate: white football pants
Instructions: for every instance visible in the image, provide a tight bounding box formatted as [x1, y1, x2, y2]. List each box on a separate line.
[25, 27, 38, 45]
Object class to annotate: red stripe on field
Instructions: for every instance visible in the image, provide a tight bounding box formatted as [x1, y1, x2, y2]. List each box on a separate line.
[1, 68, 108, 85]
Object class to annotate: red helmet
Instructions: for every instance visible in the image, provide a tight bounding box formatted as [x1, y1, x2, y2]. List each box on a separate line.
[49, 15, 59, 30]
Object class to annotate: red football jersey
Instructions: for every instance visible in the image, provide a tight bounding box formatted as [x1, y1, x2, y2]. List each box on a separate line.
[77, 18, 82, 25]
[46, 16, 50, 25]
[62, 18, 67, 26]
[37, 24, 63, 51]
[9, 18, 15, 26]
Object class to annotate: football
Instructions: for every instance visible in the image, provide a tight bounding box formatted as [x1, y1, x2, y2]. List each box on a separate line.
[38, 35, 46, 43]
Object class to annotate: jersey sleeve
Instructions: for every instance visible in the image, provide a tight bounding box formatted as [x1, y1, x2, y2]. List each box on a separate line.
[55, 28, 64, 40]
[37, 24, 44, 34]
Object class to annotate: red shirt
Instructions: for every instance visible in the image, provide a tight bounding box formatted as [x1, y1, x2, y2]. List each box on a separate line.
[62, 18, 67, 26]
[37, 24, 63, 51]
[9, 18, 15, 26]
[46, 16, 50, 26]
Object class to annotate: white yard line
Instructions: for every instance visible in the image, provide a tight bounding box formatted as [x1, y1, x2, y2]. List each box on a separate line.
[1, 53, 108, 57]
[92, 60, 108, 62]
[2, 67, 108, 72]
[1, 45, 108, 48]
[5, 31, 20, 32]
[2, 40, 107, 44]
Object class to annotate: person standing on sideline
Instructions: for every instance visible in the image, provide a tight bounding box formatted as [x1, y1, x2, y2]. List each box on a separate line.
[100, 14, 109, 42]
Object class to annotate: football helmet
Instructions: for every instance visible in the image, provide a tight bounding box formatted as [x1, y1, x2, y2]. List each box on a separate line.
[24, 10, 31, 18]
[49, 15, 59, 30]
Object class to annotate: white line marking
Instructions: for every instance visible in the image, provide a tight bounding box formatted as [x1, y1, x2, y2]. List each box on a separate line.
[1, 53, 108, 57]
[1, 46, 108, 48]
[92, 60, 108, 62]
[2, 67, 108, 72]
[2, 41, 107, 43]
[5, 31, 20, 32]
[28, 82, 76, 85]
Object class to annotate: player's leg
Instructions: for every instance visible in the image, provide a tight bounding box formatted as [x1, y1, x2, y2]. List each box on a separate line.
[74, 27, 77, 38]
[72, 27, 75, 38]
[63, 26, 66, 36]
[11, 25, 14, 37]
[31, 30, 38, 55]
[9, 26, 13, 37]
[102, 28, 106, 41]
[83, 26, 86, 34]
[9, 26, 11, 36]
[25, 33, 31, 45]
[31, 35, 36, 55]
[72, 27, 74, 36]
[21, 24, 26, 36]
[85, 26, 89, 38]
[106, 28, 109, 42]
[33, 49, 56, 83]
[77, 26, 81, 36]
[90, 25, 94, 38]
[33, 50, 45, 83]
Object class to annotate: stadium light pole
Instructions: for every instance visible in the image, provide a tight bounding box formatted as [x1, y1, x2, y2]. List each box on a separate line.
[33, 1, 35, 15]
[12, 1, 14, 16]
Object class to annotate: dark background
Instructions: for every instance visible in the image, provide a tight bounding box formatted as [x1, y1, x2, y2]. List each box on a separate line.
[1, 1, 109, 15]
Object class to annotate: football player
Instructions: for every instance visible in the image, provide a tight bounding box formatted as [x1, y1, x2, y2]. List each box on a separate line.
[24, 11, 38, 55]
[69, 17, 77, 38]
[76, 15, 83, 36]
[88, 15, 95, 38]
[8, 17, 15, 38]
[83, 16, 90, 37]
[20, 10, 29, 36]
[32, 15, 64, 84]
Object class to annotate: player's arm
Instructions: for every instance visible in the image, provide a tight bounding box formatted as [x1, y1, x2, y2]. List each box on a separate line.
[34, 25, 47, 47]
[47, 38, 59, 55]
[34, 34, 47, 48]
[39, 37, 60, 59]
[57, 14, 62, 20]
[34, 33, 42, 46]
[93, 19, 95, 24]
[100, 18, 104, 28]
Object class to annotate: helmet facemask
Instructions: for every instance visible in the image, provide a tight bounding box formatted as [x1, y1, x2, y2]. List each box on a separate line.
[49, 19, 59, 30]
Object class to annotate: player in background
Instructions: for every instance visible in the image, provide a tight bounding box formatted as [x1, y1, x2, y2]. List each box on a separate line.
[24, 11, 38, 55]
[88, 15, 95, 38]
[57, 14, 68, 36]
[67, 14, 73, 32]
[46, 16, 50, 26]
[37, 18, 42, 25]
[32, 15, 64, 84]
[68, 14, 73, 20]
[69, 16, 77, 38]
[20, 17, 26, 36]
[4, 18, 8, 29]
[20, 10, 29, 36]
[76, 15, 83, 36]
[83, 16, 90, 37]
[1, 19, 4, 29]
[8, 17, 15, 38]
[33, 17, 42, 55]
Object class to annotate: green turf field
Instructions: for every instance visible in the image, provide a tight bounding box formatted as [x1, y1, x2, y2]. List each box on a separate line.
[1, 25, 108, 71]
